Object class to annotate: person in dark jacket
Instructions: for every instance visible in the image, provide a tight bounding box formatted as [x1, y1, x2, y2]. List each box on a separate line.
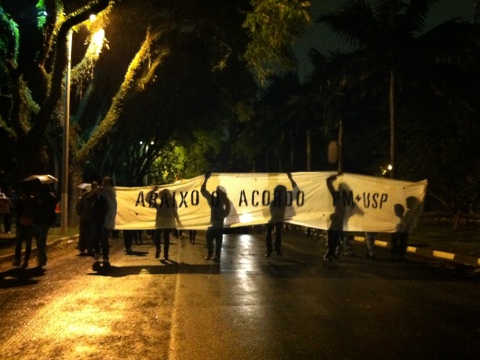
[32, 184, 58, 267]
[91, 176, 117, 266]
[13, 189, 35, 267]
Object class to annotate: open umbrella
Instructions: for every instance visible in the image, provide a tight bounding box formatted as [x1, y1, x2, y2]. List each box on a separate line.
[20, 174, 58, 184]
[77, 183, 91, 191]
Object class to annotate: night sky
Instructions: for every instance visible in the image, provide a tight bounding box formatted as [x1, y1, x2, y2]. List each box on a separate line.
[295, 0, 477, 80]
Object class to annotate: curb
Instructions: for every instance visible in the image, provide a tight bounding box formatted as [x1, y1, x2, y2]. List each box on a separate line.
[353, 236, 480, 268]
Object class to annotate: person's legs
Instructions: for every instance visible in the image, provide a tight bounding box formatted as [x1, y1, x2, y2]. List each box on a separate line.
[398, 232, 409, 260]
[101, 227, 110, 264]
[78, 218, 88, 252]
[33, 224, 49, 266]
[205, 228, 214, 259]
[13, 225, 24, 266]
[324, 230, 340, 260]
[390, 233, 400, 260]
[154, 229, 161, 258]
[163, 229, 170, 259]
[365, 232, 376, 258]
[214, 229, 223, 261]
[91, 221, 103, 258]
[123, 230, 133, 253]
[274, 222, 282, 255]
[265, 223, 274, 256]
[343, 233, 355, 256]
[23, 226, 33, 267]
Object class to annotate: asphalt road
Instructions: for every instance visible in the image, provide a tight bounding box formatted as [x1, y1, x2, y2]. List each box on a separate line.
[0, 229, 479, 360]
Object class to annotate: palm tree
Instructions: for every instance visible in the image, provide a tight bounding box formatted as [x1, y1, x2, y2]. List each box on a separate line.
[317, 0, 478, 178]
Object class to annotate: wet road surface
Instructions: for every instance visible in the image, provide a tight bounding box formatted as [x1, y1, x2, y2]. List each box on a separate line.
[0, 228, 479, 359]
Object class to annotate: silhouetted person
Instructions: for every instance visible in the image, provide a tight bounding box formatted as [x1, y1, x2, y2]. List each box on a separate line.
[324, 174, 362, 261]
[13, 189, 35, 267]
[32, 183, 58, 267]
[201, 172, 230, 262]
[154, 189, 181, 261]
[76, 181, 98, 255]
[265, 173, 298, 257]
[91, 176, 117, 266]
[391, 197, 421, 261]
[189, 230, 197, 244]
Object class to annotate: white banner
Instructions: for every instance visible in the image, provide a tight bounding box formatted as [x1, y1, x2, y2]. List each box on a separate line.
[114, 172, 427, 233]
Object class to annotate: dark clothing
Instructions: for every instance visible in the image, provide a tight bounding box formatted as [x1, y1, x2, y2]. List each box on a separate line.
[265, 222, 282, 255]
[206, 228, 223, 258]
[14, 223, 33, 265]
[189, 230, 197, 244]
[92, 218, 109, 260]
[32, 188, 57, 266]
[14, 194, 35, 265]
[391, 232, 408, 260]
[325, 230, 341, 259]
[154, 228, 172, 259]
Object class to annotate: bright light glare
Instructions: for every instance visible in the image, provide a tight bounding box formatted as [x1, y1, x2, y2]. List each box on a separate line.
[90, 14, 96, 22]
[92, 29, 105, 51]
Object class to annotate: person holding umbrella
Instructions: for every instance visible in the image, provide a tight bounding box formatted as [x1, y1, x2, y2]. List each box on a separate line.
[31, 183, 58, 267]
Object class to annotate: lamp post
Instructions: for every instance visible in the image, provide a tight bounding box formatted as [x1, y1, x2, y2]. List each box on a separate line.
[61, 29, 72, 234]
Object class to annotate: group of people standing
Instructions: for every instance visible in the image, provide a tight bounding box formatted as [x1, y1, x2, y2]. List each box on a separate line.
[72, 172, 416, 266]
[11, 181, 58, 268]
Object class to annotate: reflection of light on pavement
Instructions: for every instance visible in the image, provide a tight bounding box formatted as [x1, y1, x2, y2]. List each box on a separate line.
[229, 234, 259, 299]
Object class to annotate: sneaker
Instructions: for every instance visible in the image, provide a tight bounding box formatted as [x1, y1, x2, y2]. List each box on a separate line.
[12, 259, 21, 267]
[102, 259, 110, 266]
[94, 253, 101, 260]
[204, 254, 212, 260]
[164, 256, 169, 261]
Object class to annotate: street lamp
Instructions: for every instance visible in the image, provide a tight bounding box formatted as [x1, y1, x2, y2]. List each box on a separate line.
[60, 20, 105, 234]
[60, 29, 72, 234]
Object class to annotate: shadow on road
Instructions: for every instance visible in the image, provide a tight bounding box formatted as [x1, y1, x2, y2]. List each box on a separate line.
[0, 266, 45, 288]
[88, 261, 222, 277]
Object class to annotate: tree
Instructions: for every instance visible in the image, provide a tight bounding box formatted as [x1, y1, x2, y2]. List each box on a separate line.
[0, 0, 110, 181]
[316, 0, 479, 178]
[1, 0, 312, 225]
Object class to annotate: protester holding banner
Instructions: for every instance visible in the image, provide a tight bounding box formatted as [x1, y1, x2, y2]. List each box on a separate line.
[265, 173, 298, 257]
[154, 189, 181, 261]
[324, 174, 363, 261]
[201, 172, 230, 262]
[391, 197, 422, 261]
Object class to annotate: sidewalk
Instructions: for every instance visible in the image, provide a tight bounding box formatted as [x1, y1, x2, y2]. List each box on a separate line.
[1, 228, 479, 268]
[351, 235, 480, 268]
